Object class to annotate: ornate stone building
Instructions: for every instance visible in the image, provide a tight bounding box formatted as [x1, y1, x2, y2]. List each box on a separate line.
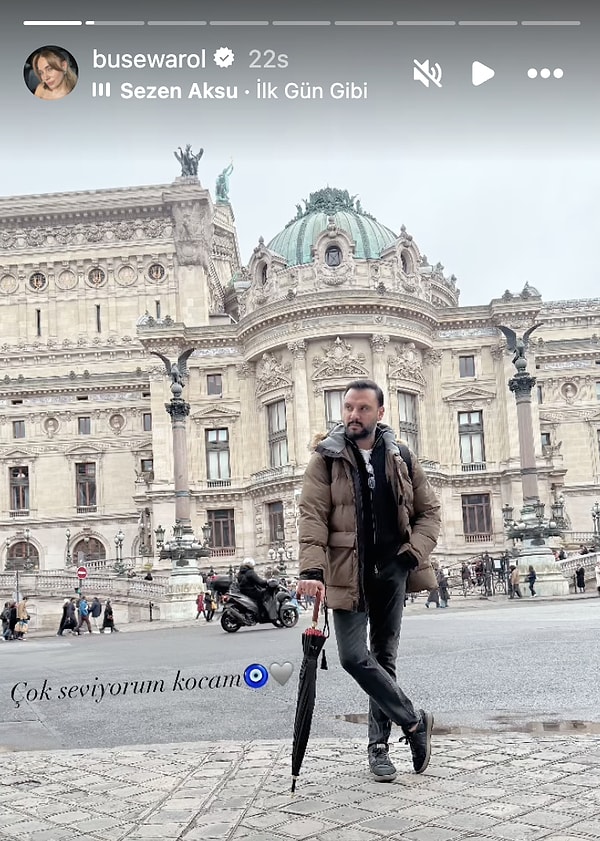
[1, 169, 599, 573]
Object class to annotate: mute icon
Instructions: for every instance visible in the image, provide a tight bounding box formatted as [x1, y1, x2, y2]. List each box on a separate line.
[472, 61, 495, 86]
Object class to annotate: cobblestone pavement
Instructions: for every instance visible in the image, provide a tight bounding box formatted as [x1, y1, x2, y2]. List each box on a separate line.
[2, 735, 600, 841]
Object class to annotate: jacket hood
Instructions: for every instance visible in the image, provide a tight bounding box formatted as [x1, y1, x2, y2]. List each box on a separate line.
[313, 423, 401, 457]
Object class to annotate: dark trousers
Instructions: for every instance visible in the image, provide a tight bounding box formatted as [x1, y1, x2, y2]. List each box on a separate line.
[333, 566, 419, 748]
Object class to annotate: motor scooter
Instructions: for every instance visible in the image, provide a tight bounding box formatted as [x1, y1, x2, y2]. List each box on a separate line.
[220, 580, 299, 632]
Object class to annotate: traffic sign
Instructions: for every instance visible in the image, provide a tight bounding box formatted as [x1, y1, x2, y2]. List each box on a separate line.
[77, 566, 88, 580]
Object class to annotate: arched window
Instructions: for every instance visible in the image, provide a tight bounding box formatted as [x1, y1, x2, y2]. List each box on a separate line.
[72, 537, 106, 566]
[261, 264, 268, 285]
[5, 541, 40, 572]
[325, 245, 342, 267]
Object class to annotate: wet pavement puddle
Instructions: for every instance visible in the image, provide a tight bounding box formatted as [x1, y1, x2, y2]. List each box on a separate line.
[335, 713, 600, 735]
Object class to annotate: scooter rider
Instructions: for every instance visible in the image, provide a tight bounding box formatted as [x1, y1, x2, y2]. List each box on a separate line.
[237, 558, 277, 621]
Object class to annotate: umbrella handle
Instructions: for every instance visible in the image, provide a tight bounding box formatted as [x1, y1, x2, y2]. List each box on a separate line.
[312, 589, 322, 626]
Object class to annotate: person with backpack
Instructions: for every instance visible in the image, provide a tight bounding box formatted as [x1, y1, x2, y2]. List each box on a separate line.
[296, 379, 441, 783]
[77, 595, 93, 634]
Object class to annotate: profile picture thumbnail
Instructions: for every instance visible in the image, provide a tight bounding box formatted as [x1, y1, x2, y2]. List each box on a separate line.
[24, 46, 78, 100]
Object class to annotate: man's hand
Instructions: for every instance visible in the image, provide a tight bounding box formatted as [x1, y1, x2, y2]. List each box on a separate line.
[296, 579, 326, 599]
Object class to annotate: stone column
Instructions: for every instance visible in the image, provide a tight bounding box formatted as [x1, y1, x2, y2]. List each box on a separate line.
[165, 397, 192, 531]
[370, 334, 390, 402]
[507, 358, 569, 595]
[508, 366, 539, 505]
[287, 340, 311, 464]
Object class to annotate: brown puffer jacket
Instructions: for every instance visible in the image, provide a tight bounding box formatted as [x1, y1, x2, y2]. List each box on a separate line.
[298, 424, 441, 610]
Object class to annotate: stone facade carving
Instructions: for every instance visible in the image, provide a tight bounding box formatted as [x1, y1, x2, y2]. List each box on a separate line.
[388, 342, 425, 384]
[312, 337, 368, 381]
[370, 334, 390, 353]
[255, 352, 293, 396]
[287, 339, 307, 358]
[172, 202, 213, 267]
[423, 349, 442, 365]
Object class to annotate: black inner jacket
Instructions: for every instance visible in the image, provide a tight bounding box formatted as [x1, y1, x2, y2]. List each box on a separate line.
[346, 433, 408, 579]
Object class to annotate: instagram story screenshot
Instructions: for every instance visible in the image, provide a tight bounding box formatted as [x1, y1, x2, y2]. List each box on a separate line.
[1, 0, 600, 838]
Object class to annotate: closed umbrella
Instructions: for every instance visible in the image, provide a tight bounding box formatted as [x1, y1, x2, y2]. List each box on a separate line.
[291, 590, 329, 792]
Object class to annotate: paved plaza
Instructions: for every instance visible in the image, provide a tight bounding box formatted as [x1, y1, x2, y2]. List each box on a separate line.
[2, 735, 600, 841]
[2, 593, 600, 839]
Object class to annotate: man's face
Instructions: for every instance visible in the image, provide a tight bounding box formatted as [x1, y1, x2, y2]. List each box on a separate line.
[342, 388, 384, 441]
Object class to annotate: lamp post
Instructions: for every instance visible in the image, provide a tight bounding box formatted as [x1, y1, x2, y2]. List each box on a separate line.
[497, 323, 569, 595]
[592, 501, 600, 549]
[65, 528, 72, 566]
[24, 527, 31, 566]
[149, 348, 211, 583]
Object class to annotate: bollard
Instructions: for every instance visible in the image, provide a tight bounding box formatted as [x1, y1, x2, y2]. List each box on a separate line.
[149, 601, 154, 622]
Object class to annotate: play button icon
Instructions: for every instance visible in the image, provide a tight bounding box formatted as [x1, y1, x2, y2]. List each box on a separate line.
[472, 61, 495, 86]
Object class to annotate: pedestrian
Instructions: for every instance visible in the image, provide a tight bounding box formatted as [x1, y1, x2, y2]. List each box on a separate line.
[63, 598, 79, 634]
[296, 379, 441, 783]
[527, 565, 537, 597]
[204, 591, 216, 622]
[579, 544, 589, 555]
[90, 596, 102, 631]
[15, 596, 30, 640]
[195, 592, 205, 619]
[509, 565, 522, 599]
[8, 601, 18, 640]
[1, 601, 12, 640]
[595, 562, 600, 596]
[57, 598, 70, 635]
[558, 548, 567, 560]
[101, 599, 118, 632]
[575, 565, 586, 593]
[425, 584, 440, 608]
[77, 595, 93, 633]
[461, 563, 471, 596]
[438, 569, 450, 608]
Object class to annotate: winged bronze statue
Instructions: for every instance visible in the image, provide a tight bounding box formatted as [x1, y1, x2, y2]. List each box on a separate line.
[497, 323, 542, 365]
[150, 348, 196, 387]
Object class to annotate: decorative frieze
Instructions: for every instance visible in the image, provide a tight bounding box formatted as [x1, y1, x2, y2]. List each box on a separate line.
[0, 217, 172, 252]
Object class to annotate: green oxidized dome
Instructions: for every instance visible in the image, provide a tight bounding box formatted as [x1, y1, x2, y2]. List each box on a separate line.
[267, 187, 398, 266]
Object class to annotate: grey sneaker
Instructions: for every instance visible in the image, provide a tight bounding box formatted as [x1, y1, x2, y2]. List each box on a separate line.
[368, 743, 397, 782]
[402, 710, 434, 774]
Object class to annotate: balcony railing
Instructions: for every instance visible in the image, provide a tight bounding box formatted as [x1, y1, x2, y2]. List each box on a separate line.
[210, 547, 236, 557]
[9, 509, 29, 518]
[464, 533, 494, 543]
[461, 462, 487, 472]
[206, 479, 232, 488]
[77, 505, 97, 514]
[249, 465, 296, 486]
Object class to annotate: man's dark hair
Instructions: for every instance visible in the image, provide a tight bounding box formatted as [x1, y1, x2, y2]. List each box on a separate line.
[343, 379, 384, 407]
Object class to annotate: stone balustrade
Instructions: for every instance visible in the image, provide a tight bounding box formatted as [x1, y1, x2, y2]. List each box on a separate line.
[0, 572, 168, 601]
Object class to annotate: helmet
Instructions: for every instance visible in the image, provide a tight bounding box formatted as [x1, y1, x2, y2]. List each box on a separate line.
[242, 557, 255, 568]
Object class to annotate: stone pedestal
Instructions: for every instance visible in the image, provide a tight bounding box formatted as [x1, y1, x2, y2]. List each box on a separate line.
[517, 543, 570, 596]
[157, 577, 204, 621]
